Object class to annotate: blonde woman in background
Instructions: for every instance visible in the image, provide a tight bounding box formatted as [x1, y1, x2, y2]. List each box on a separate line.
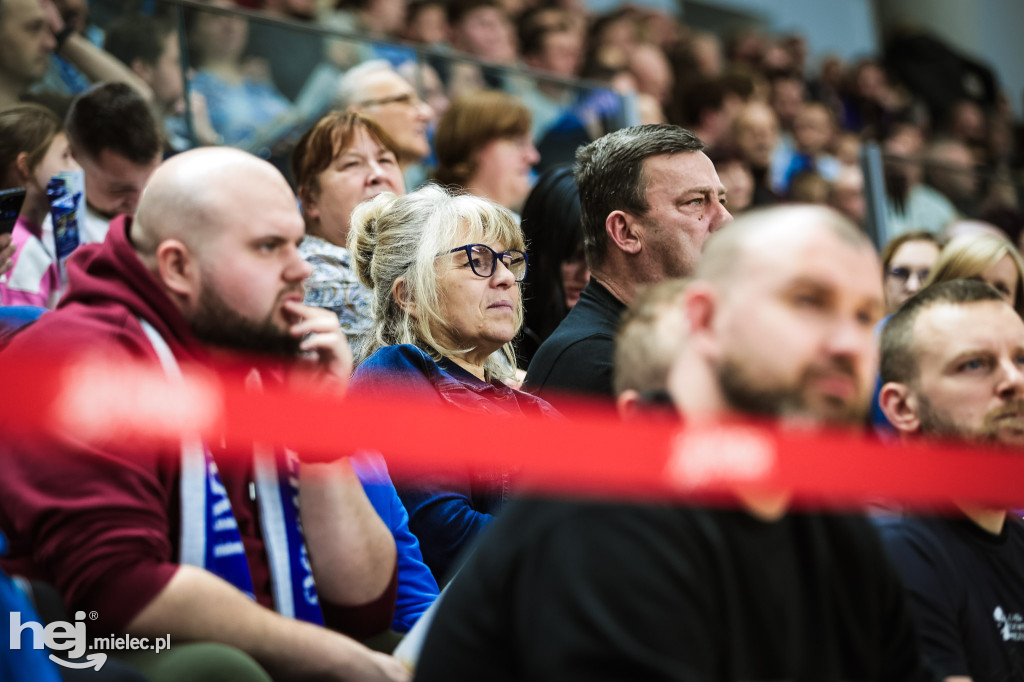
[925, 232, 1024, 316]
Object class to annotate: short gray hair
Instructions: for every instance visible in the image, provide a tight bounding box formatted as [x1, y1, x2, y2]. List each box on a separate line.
[574, 124, 704, 270]
[335, 60, 396, 109]
[348, 184, 527, 380]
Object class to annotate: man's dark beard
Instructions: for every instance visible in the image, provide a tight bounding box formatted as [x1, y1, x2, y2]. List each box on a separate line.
[716, 356, 866, 426]
[189, 286, 301, 357]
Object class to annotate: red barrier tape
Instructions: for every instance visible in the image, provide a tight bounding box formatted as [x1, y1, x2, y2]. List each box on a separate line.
[2, 352, 1023, 509]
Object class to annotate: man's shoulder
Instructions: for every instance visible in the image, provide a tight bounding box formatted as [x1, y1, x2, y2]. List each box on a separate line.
[523, 281, 625, 398]
[878, 514, 968, 551]
[3, 301, 150, 361]
[876, 515, 968, 583]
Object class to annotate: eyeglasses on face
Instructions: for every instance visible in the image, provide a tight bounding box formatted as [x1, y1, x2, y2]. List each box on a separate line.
[887, 266, 931, 284]
[356, 92, 423, 109]
[444, 244, 529, 282]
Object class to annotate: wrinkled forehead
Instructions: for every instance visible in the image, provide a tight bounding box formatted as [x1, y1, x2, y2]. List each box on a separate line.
[914, 301, 1024, 367]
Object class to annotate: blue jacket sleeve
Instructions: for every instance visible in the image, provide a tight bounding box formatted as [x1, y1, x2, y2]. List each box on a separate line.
[351, 453, 440, 633]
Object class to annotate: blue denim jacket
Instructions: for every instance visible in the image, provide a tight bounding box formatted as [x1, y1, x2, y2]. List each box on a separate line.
[351, 344, 558, 583]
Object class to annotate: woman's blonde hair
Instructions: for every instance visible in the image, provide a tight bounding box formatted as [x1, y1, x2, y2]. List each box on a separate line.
[348, 184, 527, 379]
[925, 232, 1024, 317]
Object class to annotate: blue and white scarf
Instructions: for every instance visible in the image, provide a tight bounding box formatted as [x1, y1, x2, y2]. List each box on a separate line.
[140, 320, 323, 625]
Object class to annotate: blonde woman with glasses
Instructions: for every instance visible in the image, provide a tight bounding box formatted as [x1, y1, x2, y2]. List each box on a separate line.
[348, 184, 558, 585]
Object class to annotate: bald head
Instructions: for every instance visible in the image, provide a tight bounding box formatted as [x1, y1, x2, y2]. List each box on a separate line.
[134, 147, 297, 263]
[668, 203, 884, 429]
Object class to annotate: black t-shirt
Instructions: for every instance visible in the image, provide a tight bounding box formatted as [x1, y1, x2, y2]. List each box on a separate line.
[522, 280, 625, 407]
[414, 498, 937, 682]
[879, 514, 1024, 681]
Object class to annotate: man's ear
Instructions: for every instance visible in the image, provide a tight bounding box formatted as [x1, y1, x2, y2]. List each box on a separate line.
[682, 282, 718, 359]
[392, 277, 417, 318]
[879, 382, 920, 434]
[131, 58, 154, 84]
[615, 389, 642, 420]
[298, 185, 320, 223]
[155, 239, 199, 300]
[605, 210, 642, 255]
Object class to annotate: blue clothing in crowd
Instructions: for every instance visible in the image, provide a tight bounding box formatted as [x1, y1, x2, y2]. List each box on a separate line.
[351, 454, 440, 633]
[1, 533, 62, 682]
[351, 344, 558, 583]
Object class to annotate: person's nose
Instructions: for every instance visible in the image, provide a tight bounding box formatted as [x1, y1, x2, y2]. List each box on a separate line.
[366, 160, 388, 186]
[491, 256, 517, 288]
[524, 141, 540, 165]
[709, 199, 733, 232]
[416, 98, 434, 122]
[287, 246, 314, 282]
[905, 271, 927, 294]
[996, 355, 1024, 401]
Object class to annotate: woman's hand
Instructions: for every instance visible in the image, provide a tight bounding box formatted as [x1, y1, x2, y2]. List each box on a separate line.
[285, 300, 352, 392]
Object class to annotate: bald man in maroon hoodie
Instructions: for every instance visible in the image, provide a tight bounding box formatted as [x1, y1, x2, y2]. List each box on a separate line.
[0, 148, 409, 682]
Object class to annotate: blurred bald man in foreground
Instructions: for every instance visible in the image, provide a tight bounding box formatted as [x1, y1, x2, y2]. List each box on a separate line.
[0, 148, 409, 682]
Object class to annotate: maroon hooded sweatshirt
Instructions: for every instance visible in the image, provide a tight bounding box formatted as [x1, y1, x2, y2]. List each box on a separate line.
[0, 216, 396, 636]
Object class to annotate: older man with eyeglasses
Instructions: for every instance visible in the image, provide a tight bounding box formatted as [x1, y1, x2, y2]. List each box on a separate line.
[336, 60, 434, 174]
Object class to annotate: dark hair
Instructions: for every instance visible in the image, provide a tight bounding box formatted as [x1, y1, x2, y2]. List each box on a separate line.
[104, 14, 174, 68]
[517, 8, 571, 59]
[65, 83, 162, 163]
[516, 164, 583, 368]
[671, 77, 726, 129]
[446, 0, 501, 26]
[880, 278, 1005, 386]
[574, 124, 704, 270]
[406, 1, 443, 26]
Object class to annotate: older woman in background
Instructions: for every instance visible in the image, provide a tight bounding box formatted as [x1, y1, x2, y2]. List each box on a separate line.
[293, 110, 405, 349]
[433, 90, 540, 215]
[348, 185, 557, 584]
[925, 232, 1024, 316]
